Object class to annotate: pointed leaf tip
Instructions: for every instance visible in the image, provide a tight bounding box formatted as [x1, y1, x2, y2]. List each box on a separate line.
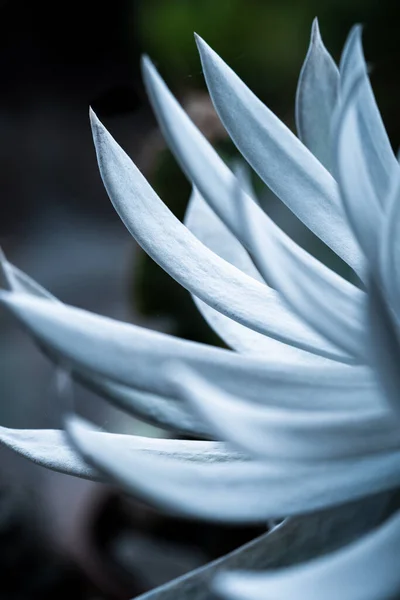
[140, 54, 154, 77]
[311, 17, 321, 41]
[89, 106, 99, 127]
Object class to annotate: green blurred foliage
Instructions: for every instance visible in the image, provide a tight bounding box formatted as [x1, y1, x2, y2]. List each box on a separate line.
[136, 0, 400, 118]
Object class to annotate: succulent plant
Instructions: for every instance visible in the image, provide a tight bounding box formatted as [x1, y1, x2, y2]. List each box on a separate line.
[0, 17, 400, 600]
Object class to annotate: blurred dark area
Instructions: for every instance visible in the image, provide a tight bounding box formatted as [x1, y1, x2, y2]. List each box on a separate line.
[0, 0, 400, 597]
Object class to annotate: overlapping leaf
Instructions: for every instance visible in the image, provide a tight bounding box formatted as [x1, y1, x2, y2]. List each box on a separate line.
[340, 26, 399, 201]
[194, 35, 364, 276]
[233, 174, 366, 359]
[170, 364, 400, 461]
[185, 188, 330, 361]
[215, 509, 400, 600]
[65, 416, 400, 523]
[0, 425, 243, 479]
[0, 292, 381, 413]
[0, 253, 207, 436]
[295, 19, 339, 171]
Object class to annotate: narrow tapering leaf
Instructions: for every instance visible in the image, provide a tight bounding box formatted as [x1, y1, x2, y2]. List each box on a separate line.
[90, 109, 343, 358]
[0, 425, 243, 479]
[184, 188, 327, 361]
[215, 509, 400, 600]
[340, 26, 399, 201]
[0, 255, 207, 436]
[66, 416, 400, 523]
[296, 19, 339, 171]
[0, 293, 380, 413]
[135, 497, 394, 600]
[195, 36, 364, 275]
[170, 364, 400, 462]
[234, 174, 366, 360]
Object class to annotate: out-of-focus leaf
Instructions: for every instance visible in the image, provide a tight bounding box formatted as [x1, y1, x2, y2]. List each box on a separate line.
[170, 364, 400, 461]
[0, 425, 244, 479]
[135, 494, 394, 600]
[65, 416, 400, 523]
[216, 509, 400, 600]
[0, 293, 381, 413]
[0, 253, 208, 436]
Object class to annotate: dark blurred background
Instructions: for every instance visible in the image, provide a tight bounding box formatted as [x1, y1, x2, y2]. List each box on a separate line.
[0, 0, 400, 597]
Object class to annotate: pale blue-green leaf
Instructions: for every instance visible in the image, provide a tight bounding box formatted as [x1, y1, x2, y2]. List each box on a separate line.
[184, 187, 261, 280]
[379, 175, 400, 314]
[367, 279, 400, 416]
[0, 255, 207, 436]
[78, 374, 212, 437]
[141, 56, 361, 311]
[295, 18, 339, 171]
[170, 364, 400, 461]
[234, 176, 366, 360]
[334, 77, 381, 263]
[66, 416, 400, 523]
[184, 188, 329, 362]
[135, 496, 394, 600]
[195, 36, 364, 276]
[340, 26, 398, 202]
[0, 425, 242, 479]
[90, 110, 341, 359]
[0, 293, 381, 413]
[215, 509, 400, 600]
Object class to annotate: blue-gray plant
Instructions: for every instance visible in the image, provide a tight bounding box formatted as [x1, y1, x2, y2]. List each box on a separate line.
[0, 18, 399, 600]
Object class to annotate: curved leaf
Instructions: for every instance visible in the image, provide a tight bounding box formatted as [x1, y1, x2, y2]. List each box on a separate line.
[65, 416, 400, 523]
[334, 75, 381, 263]
[90, 109, 342, 359]
[0, 293, 381, 413]
[194, 36, 364, 276]
[234, 176, 366, 360]
[379, 176, 400, 314]
[141, 56, 361, 315]
[135, 496, 394, 600]
[170, 364, 400, 462]
[0, 254, 207, 436]
[295, 19, 339, 171]
[340, 26, 398, 202]
[215, 509, 400, 600]
[184, 188, 328, 361]
[0, 425, 243, 479]
[367, 279, 400, 416]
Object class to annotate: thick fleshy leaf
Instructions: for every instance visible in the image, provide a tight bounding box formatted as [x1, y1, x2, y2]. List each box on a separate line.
[141, 56, 362, 314]
[215, 509, 400, 600]
[234, 177, 366, 360]
[66, 416, 400, 523]
[135, 497, 394, 600]
[379, 175, 400, 314]
[0, 255, 207, 436]
[367, 280, 400, 416]
[0, 293, 381, 413]
[184, 188, 329, 362]
[90, 110, 342, 359]
[340, 26, 398, 202]
[295, 19, 339, 171]
[0, 425, 242, 479]
[170, 365, 400, 462]
[334, 75, 381, 262]
[194, 36, 364, 276]
[78, 374, 211, 437]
